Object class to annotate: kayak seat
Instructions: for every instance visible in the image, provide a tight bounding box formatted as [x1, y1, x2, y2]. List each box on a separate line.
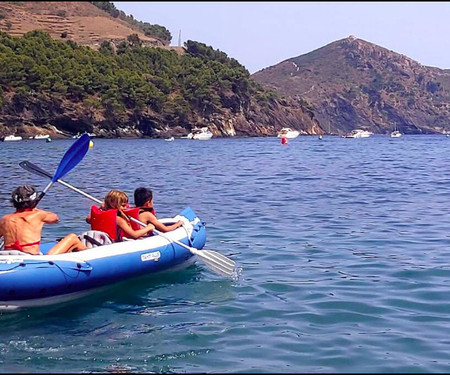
[79, 230, 113, 249]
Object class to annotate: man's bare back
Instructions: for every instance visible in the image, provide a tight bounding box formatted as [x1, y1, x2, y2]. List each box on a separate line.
[0, 209, 58, 255]
[1, 185, 88, 255]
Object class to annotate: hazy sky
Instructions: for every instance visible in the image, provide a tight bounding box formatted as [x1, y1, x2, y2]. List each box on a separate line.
[113, 2, 450, 74]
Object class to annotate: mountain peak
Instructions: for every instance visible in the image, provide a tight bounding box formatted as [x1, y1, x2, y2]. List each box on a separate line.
[253, 36, 450, 135]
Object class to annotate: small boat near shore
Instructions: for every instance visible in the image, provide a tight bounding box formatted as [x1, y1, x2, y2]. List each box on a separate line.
[187, 127, 213, 140]
[390, 130, 402, 138]
[277, 128, 300, 139]
[2, 135, 22, 142]
[73, 132, 96, 139]
[344, 129, 373, 138]
[34, 134, 51, 140]
[0, 207, 206, 311]
[165, 136, 175, 142]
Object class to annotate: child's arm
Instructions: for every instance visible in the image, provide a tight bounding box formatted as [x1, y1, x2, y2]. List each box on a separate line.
[117, 216, 154, 239]
[139, 212, 183, 233]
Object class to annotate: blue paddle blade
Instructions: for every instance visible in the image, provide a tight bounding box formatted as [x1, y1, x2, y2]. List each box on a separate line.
[52, 134, 91, 182]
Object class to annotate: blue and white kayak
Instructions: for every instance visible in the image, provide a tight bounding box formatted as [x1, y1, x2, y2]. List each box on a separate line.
[0, 207, 206, 311]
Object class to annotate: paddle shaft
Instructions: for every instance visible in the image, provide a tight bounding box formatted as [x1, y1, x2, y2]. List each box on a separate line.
[20, 160, 101, 205]
[35, 180, 54, 205]
[57, 179, 102, 205]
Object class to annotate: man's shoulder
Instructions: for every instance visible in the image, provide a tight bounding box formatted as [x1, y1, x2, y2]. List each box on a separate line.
[0, 212, 13, 221]
[27, 209, 55, 220]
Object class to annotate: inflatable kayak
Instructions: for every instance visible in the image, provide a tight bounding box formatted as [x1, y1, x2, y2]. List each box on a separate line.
[0, 207, 205, 311]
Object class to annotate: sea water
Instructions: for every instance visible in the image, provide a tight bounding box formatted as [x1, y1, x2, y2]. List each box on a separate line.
[0, 135, 450, 373]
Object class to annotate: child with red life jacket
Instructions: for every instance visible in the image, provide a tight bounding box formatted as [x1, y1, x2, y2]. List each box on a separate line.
[133, 187, 183, 232]
[0, 185, 88, 255]
[86, 190, 154, 242]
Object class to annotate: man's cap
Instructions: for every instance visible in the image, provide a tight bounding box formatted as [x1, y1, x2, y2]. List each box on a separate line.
[11, 185, 38, 204]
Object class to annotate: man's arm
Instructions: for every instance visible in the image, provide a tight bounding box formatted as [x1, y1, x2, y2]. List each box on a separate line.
[41, 210, 59, 224]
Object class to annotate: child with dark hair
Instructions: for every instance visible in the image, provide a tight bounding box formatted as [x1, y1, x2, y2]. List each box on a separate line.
[0, 185, 88, 255]
[133, 187, 183, 232]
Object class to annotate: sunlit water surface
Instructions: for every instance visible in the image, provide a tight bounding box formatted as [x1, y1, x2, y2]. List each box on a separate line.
[1, 135, 450, 373]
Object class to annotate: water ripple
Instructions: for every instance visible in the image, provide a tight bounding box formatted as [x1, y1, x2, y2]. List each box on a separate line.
[1, 135, 450, 372]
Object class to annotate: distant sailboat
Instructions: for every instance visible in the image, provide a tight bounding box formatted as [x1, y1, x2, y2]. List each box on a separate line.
[390, 124, 402, 138]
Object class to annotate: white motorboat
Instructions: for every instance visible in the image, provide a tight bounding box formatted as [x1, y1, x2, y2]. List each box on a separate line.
[73, 132, 96, 139]
[188, 127, 213, 140]
[344, 129, 372, 138]
[3, 135, 22, 142]
[277, 128, 300, 139]
[165, 136, 175, 142]
[390, 130, 402, 138]
[34, 134, 50, 140]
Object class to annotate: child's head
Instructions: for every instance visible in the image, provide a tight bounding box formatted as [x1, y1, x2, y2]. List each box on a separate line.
[11, 185, 38, 209]
[134, 187, 153, 207]
[104, 190, 129, 210]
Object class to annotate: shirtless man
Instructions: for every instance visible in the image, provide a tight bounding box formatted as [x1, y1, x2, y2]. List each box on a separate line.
[0, 185, 87, 255]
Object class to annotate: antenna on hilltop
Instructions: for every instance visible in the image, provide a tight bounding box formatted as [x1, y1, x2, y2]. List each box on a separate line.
[178, 30, 181, 47]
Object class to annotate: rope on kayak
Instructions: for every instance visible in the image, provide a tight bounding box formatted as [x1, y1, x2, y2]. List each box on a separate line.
[50, 260, 92, 278]
[0, 259, 92, 274]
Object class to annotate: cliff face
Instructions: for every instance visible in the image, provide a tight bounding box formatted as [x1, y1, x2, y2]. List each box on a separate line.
[203, 96, 320, 138]
[252, 36, 450, 135]
[0, 92, 320, 139]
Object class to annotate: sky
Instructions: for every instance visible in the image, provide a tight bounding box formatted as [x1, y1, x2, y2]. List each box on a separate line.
[113, 2, 450, 74]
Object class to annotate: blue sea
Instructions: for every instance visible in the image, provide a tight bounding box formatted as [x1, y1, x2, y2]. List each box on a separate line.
[1, 135, 450, 373]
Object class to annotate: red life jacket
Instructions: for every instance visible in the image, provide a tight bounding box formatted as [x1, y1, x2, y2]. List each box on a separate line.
[124, 207, 141, 231]
[89, 206, 156, 240]
[89, 205, 120, 241]
[125, 207, 156, 230]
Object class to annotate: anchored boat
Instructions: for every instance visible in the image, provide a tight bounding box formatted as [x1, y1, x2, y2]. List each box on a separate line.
[34, 134, 51, 140]
[187, 127, 213, 140]
[3, 135, 22, 142]
[343, 129, 373, 138]
[277, 128, 300, 139]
